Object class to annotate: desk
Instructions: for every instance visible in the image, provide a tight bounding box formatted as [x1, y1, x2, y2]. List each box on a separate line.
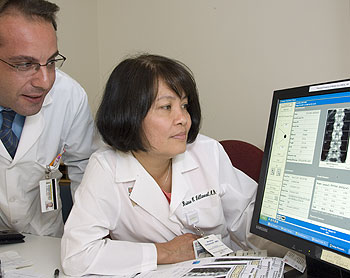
[0, 234, 308, 278]
[0, 233, 63, 277]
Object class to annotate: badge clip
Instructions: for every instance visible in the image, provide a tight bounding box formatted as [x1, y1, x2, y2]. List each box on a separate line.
[185, 210, 204, 237]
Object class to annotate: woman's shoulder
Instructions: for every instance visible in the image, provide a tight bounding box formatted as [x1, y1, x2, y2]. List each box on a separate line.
[184, 134, 225, 165]
[91, 145, 115, 158]
[187, 134, 222, 151]
[90, 146, 131, 169]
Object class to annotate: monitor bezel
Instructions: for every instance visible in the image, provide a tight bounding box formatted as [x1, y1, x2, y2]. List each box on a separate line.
[250, 78, 350, 275]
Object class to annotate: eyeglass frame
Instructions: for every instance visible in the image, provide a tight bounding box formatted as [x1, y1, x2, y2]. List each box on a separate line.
[0, 53, 66, 74]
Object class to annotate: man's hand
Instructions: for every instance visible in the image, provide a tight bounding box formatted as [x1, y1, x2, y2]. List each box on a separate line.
[155, 233, 201, 264]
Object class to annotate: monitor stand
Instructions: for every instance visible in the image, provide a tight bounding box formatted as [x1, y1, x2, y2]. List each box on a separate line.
[284, 257, 350, 278]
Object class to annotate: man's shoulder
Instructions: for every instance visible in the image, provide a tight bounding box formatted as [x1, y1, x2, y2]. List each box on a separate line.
[51, 69, 87, 98]
[55, 69, 81, 86]
[40, 70, 91, 117]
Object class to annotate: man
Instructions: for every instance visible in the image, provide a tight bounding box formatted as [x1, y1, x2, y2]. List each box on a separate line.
[0, 0, 97, 237]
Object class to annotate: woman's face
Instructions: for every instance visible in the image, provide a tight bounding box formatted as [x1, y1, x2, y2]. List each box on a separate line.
[142, 79, 192, 159]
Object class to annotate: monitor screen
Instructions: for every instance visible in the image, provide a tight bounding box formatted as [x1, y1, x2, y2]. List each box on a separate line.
[250, 79, 350, 277]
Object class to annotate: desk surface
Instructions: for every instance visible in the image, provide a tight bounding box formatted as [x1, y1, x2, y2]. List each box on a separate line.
[0, 233, 63, 277]
[0, 234, 308, 278]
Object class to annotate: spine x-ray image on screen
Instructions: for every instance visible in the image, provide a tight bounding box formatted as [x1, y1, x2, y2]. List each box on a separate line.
[321, 108, 350, 163]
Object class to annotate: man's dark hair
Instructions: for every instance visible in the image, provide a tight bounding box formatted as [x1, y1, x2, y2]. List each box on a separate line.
[96, 54, 202, 153]
[0, 0, 59, 30]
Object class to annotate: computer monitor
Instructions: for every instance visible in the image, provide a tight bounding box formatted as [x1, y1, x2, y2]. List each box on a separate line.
[250, 79, 350, 278]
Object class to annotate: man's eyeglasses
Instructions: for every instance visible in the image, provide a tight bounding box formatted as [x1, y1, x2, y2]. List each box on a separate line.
[0, 53, 66, 76]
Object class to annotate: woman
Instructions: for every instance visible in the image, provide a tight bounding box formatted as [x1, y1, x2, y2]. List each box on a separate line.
[61, 54, 261, 276]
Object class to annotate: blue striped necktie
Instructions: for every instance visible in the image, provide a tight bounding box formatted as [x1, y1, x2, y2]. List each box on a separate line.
[0, 110, 19, 158]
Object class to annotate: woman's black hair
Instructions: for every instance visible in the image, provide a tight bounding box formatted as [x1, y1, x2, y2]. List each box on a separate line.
[96, 54, 201, 152]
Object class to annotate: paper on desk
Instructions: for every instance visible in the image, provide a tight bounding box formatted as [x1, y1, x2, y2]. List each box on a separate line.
[0, 251, 33, 270]
[63, 256, 284, 278]
[137, 256, 285, 278]
[193, 243, 268, 259]
[0, 251, 44, 278]
[283, 251, 306, 273]
[136, 259, 207, 278]
[72, 274, 141, 278]
[233, 249, 267, 257]
[3, 268, 45, 278]
[226, 257, 285, 278]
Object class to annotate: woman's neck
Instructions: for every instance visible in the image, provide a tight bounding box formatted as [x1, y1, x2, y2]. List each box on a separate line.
[132, 151, 172, 192]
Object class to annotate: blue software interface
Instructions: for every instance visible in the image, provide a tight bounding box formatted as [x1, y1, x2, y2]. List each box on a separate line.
[259, 91, 350, 255]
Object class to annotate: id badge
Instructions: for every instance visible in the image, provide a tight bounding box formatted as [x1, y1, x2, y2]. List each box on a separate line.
[39, 178, 58, 213]
[197, 234, 233, 257]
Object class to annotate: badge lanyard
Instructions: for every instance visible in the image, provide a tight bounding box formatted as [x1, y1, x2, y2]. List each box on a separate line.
[39, 148, 66, 213]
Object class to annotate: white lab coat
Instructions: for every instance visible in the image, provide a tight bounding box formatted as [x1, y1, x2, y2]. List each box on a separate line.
[0, 69, 97, 237]
[61, 134, 263, 276]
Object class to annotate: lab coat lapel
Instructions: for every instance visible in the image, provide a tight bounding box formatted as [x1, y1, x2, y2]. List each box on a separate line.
[12, 94, 52, 162]
[13, 112, 44, 162]
[169, 151, 198, 215]
[131, 170, 171, 223]
[0, 143, 11, 160]
[0, 113, 44, 163]
[116, 153, 172, 228]
[117, 151, 199, 233]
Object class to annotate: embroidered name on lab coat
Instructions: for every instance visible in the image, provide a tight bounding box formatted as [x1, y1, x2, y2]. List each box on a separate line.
[182, 189, 217, 207]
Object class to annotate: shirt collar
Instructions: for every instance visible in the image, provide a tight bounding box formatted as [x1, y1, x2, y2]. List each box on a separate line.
[0, 106, 12, 112]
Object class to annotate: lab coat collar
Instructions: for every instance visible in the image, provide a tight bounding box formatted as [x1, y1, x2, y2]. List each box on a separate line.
[115, 150, 199, 232]
[114, 150, 199, 182]
[42, 88, 53, 107]
[114, 151, 139, 183]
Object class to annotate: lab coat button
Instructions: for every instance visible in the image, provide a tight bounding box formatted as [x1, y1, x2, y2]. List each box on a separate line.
[9, 197, 16, 202]
[12, 220, 18, 224]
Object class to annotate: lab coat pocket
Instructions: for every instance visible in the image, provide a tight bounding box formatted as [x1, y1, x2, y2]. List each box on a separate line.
[182, 195, 226, 235]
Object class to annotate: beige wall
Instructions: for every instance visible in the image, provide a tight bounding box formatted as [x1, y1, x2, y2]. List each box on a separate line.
[52, 0, 350, 149]
[52, 0, 100, 107]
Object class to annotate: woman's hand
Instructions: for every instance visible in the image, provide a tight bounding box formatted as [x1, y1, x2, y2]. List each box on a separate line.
[155, 233, 201, 264]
